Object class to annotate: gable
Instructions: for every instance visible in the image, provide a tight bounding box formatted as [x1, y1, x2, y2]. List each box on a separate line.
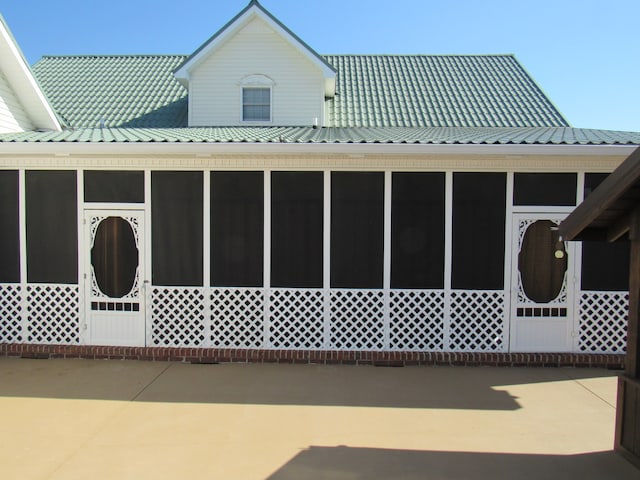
[174, 1, 335, 95]
[174, 0, 335, 128]
[187, 15, 329, 127]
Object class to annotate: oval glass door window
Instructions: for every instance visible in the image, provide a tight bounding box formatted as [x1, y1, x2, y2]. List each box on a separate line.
[91, 217, 138, 298]
[518, 220, 567, 303]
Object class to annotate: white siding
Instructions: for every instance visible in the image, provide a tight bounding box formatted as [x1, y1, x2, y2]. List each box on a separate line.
[189, 17, 325, 127]
[0, 70, 33, 132]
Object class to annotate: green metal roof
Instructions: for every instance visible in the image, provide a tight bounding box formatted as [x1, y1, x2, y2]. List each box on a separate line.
[326, 55, 568, 128]
[1, 126, 638, 145]
[32, 53, 569, 130]
[32, 55, 188, 128]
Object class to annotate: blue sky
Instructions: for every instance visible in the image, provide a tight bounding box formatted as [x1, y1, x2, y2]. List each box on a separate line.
[3, 0, 638, 132]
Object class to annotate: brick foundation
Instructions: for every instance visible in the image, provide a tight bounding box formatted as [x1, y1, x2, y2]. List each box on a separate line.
[0, 343, 625, 368]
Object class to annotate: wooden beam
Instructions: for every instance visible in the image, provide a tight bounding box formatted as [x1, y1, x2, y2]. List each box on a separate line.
[608, 213, 631, 243]
[560, 147, 640, 240]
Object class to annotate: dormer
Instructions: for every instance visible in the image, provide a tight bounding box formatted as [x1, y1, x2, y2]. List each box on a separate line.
[174, 0, 336, 127]
[0, 15, 61, 133]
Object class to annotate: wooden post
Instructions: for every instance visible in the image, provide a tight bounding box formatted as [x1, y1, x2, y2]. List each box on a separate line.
[615, 207, 640, 467]
[627, 206, 640, 378]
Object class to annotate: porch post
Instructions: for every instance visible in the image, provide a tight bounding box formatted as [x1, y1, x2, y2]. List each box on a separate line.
[626, 207, 640, 378]
[615, 206, 640, 467]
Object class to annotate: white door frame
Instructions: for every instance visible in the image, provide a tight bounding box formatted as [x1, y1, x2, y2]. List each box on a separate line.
[509, 211, 578, 352]
[83, 208, 146, 346]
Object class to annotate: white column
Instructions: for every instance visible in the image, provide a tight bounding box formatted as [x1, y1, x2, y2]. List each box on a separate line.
[503, 171, 514, 353]
[203, 170, 211, 347]
[383, 171, 392, 350]
[443, 171, 453, 350]
[144, 170, 152, 346]
[18, 169, 27, 342]
[323, 170, 331, 349]
[263, 170, 271, 348]
[572, 172, 585, 351]
[76, 169, 85, 343]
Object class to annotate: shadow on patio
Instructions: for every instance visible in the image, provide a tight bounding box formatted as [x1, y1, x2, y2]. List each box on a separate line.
[267, 446, 638, 480]
[0, 358, 536, 410]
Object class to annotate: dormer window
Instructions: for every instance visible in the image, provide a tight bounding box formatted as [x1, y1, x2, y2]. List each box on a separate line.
[240, 75, 274, 123]
[242, 87, 271, 122]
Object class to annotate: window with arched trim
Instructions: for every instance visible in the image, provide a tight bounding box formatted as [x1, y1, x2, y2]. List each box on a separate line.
[240, 75, 274, 122]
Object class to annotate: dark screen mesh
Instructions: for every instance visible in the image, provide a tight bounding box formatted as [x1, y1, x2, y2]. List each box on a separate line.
[514, 173, 577, 206]
[581, 173, 630, 291]
[518, 220, 567, 302]
[0, 170, 20, 282]
[391, 172, 445, 288]
[211, 172, 263, 287]
[452, 172, 506, 289]
[84, 170, 144, 203]
[26, 170, 78, 284]
[271, 172, 323, 288]
[91, 217, 139, 298]
[331, 172, 384, 289]
[151, 171, 203, 286]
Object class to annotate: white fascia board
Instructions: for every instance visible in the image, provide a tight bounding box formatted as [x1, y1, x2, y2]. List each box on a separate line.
[174, 6, 336, 96]
[0, 18, 62, 132]
[0, 141, 636, 159]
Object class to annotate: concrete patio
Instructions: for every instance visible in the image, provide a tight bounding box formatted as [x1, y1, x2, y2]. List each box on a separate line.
[0, 357, 637, 479]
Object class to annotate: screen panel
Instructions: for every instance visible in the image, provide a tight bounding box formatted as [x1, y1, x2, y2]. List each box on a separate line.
[452, 172, 506, 290]
[513, 173, 577, 206]
[391, 172, 445, 289]
[211, 171, 263, 287]
[26, 170, 78, 284]
[331, 172, 384, 289]
[151, 171, 203, 286]
[84, 170, 144, 203]
[271, 172, 323, 288]
[0, 170, 20, 282]
[581, 173, 630, 291]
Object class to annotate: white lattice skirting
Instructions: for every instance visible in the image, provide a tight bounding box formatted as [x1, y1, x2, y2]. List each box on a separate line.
[210, 288, 265, 348]
[0, 283, 80, 345]
[150, 287, 503, 351]
[0, 285, 629, 354]
[579, 291, 628, 353]
[0, 284, 22, 343]
[269, 289, 325, 350]
[26, 284, 80, 344]
[151, 287, 206, 347]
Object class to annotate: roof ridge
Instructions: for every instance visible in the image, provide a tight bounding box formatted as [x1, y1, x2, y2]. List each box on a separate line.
[323, 53, 517, 58]
[35, 53, 519, 61]
[38, 54, 189, 59]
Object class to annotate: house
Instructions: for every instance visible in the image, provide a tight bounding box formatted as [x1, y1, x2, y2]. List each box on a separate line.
[1, 1, 639, 364]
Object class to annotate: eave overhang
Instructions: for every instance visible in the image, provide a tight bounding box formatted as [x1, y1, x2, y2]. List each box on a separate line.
[0, 15, 62, 132]
[0, 140, 635, 159]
